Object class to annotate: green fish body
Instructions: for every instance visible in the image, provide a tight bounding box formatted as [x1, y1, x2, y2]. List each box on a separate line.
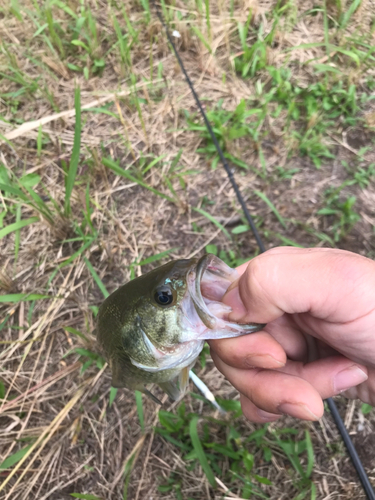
[96, 254, 264, 401]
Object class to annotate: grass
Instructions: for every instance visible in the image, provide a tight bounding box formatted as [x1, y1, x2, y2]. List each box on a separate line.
[0, 0, 375, 498]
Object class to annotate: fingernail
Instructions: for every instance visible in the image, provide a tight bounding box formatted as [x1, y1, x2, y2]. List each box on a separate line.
[245, 354, 285, 369]
[256, 408, 280, 421]
[334, 365, 368, 393]
[278, 403, 320, 420]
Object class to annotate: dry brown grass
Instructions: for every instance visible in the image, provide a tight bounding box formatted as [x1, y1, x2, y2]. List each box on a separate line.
[0, 0, 375, 498]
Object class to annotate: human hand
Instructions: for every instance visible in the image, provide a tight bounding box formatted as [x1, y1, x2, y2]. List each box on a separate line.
[209, 247, 375, 422]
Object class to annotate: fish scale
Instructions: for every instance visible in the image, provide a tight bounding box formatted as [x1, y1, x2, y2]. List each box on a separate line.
[96, 254, 264, 401]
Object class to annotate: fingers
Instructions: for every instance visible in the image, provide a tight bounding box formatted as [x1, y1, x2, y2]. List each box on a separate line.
[212, 351, 368, 421]
[209, 317, 311, 369]
[342, 367, 375, 406]
[223, 247, 375, 325]
[239, 395, 280, 423]
[209, 331, 287, 370]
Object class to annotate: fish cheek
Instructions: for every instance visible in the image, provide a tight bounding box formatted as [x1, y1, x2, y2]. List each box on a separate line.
[137, 302, 181, 347]
[120, 319, 157, 366]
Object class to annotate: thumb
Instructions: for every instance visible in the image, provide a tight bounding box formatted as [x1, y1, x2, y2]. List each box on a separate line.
[223, 247, 375, 325]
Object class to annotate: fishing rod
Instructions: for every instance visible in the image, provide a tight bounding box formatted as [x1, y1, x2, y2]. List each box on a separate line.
[151, 2, 375, 499]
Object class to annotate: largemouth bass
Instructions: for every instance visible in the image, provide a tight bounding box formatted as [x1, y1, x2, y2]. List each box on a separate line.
[96, 254, 264, 402]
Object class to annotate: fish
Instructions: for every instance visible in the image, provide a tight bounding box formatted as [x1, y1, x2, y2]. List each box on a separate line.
[96, 254, 265, 403]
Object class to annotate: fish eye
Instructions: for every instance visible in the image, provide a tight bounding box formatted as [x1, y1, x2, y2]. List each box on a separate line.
[154, 286, 174, 306]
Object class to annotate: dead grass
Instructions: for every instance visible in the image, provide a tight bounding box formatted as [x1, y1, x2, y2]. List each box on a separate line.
[0, 0, 375, 498]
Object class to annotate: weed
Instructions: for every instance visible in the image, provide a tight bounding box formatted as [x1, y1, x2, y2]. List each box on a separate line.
[275, 166, 300, 179]
[185, 99, 265, 173]
[294, 129, 335, 168]
[156, 403, 316, 498]
[361, 403, 373, 415]
[318, 182, 361, 241]
[103, 156, 177, 204]
[263, 64, 367, 164]
[205, 244, 253, 267]
[0, 86, 88, 244]
[64, 86, 82, 216]
[0, 166, 69, 239]
[234, 17, 269, 79]
[342, 159, 375, 188]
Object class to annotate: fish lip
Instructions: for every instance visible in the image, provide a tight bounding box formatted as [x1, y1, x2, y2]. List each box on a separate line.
[187, 254, 219, 329]
[130, 338, 204, 373]
[186, 254, 266, 337]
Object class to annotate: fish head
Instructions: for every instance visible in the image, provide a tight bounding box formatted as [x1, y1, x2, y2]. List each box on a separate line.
[96, 254, 265, 393]
[96, 258, 201, 388]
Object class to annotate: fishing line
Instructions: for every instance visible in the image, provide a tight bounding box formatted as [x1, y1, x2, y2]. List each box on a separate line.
[152, 3, 375, 499]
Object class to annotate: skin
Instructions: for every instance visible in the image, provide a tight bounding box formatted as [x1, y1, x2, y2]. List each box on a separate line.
[209, 247, 375, 422]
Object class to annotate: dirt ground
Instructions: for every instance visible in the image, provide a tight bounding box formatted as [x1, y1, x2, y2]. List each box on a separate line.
[0, 0, 375, 498]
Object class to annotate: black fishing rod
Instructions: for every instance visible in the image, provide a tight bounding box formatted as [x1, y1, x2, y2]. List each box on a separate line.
[151, 2, 375, 499]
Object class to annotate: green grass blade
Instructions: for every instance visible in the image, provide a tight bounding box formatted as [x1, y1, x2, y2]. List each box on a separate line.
[340, 0, 361, 30]
[64, 326, 90, 343]
[123, 453, 136, 500]
[191, 25, 212, 53]
[285, 42, 325, 51]
[204, 0, 211, 40]
[0, 293, 51, 303]
[189, 416, 216, 488]
[310, 482, 317, 500]
[83, 257, 109, 298]
[135, 390, 144, 433]
[0, 315, 11, 332]
[313, 63, 342, 74]
[193, 207, 231, 239]
[273, 436, 306, 479]
[70, 494, 103, 500]
[22, 185, 54, 224]
[64, 86, 81, 216]
[305, 430, 314, 478]
[37, 124, 42, 157]
[0, 183, 28, 200]
[0, 217, 39, 240]
[83, 106, 119, 120]
[170, 149, 183, 171]
[0, 444, 33, 470]
[0, 379, 5, 399]
[102, 157, 175, 203]
[361, 403, 373, 414]
[329, 45, 360, 66]
[274, 233, 304, 247]
[142, 154, 167, 175]
[322, 0, 330, 58]
[109, 387, 118, 407]
[10, 0, 23, 21]
[254, 190, 286, 229]
[138, 248, 179, 266]
[14, 204, 22, 264]
[47, 237, 95, 286]
[53, 0, 78, 19]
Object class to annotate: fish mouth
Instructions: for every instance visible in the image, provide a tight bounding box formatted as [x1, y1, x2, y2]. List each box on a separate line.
[130, 254, 265, 374]
[186, 254, 265, 339]
[131, 324, 203, 373]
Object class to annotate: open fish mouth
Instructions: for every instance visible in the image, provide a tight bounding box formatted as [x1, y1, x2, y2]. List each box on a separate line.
[130, 254, 265, 374]
[187, 254, 265, 339]
[131, 329, 203, 373]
